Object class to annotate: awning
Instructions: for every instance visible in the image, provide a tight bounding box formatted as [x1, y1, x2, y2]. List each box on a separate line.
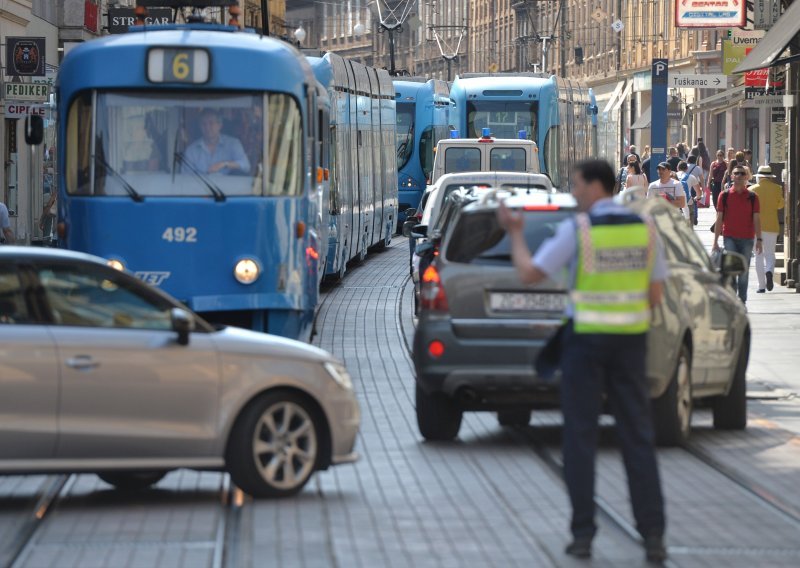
[610, 80, 633, 113]
[630, 106, 651, 130]
[688, 85, 746, 114]
[734, 0, 800, 73]
[602, 80, 626, 114]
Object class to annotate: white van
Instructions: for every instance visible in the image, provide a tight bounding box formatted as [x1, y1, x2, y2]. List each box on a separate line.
[429, 134, 539, 185]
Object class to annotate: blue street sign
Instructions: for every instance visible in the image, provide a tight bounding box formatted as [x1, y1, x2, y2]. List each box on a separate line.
[650, 58, 668, 181]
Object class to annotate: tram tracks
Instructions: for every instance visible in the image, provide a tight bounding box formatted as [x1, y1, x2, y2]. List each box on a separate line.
[4, 473, 246, 568]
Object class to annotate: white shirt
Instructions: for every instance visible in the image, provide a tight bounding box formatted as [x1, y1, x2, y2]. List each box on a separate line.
[647, 179, 683, 203]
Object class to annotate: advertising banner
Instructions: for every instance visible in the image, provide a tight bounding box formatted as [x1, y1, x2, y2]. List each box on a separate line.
[4, 37, 46, 77]
[676, 1, 746, 28]
[770, 108, 787, 163]
[108, 7, 173, 34]
[754, 0, 781, 30]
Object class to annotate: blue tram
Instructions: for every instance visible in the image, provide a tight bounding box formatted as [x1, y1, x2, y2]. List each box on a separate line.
[393, 78, 452, 220]
[307, 53, 398, 281]
[450, 73, 598, 190]
[56, 20, 327, 341]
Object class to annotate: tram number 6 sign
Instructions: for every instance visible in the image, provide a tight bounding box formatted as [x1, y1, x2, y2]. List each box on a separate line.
[147, 48, 210, 84]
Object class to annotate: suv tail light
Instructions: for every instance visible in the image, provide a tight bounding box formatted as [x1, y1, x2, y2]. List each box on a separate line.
[420, 265, 449, 312]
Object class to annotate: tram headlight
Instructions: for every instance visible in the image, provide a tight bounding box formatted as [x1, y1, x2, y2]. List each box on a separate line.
[234, 258, 260, 285]
[107, 259, 125, 271]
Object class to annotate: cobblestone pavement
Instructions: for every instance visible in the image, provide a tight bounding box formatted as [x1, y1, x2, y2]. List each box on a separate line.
[3, 217, 800, 568]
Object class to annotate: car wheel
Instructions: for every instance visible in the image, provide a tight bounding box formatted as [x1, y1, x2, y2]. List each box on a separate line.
[227, 392, 322, 498]
[416, 384, 462, 441]
[497, 410, 532, 427]
[713, 333, 749, 430]
[97, 471, 167, 491]
[652, 344, 693, 447]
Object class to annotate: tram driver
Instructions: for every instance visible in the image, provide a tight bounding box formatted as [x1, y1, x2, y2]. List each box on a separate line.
[184, 109, 250, 175]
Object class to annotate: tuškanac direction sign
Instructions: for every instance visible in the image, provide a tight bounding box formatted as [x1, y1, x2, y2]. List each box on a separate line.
[677, 0, 746, 28]
[3, 82, 49, 102]
[670, 74, 727, 88]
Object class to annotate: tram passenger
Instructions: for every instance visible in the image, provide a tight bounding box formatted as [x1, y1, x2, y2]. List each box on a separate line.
[184, 110, 250, 175]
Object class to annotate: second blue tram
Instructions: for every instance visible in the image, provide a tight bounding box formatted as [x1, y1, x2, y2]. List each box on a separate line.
[450, 73, 598, 190]
[56, 24, 328, 341]
[393, 78, 452, 221]
[307, 53, 398, 281]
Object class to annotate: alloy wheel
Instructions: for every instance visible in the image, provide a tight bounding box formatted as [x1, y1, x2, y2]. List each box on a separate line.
[252, 401, 318, 491]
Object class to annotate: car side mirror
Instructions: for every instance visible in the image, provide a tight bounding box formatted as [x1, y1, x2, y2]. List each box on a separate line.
[402, 219, 419, 237]
[171, 307, 195, 346]
[410, 224, 428, 239]
[404, 208, 417, 218]
[25, 115, 44, 146]
[720, 250, 747, 277]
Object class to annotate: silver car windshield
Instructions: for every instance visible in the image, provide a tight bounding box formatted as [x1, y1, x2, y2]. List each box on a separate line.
[65, 91, 303, 198]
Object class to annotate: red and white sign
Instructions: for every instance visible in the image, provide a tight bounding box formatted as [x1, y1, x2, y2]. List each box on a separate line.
[84, 0, 99, 33]
[744, 47, 785, 88]
[676, 0, 746, 28]
[3, 103, 47, 118]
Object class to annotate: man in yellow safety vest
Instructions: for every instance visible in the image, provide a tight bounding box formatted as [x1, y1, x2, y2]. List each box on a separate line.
[498, 159, 668, 563]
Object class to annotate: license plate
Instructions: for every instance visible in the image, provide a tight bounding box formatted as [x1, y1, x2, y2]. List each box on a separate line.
[489, 292, 566, 313]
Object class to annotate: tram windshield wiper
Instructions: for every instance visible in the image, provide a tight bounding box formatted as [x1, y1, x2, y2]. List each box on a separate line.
[94, 154, 143, 202]
[173, 152, 227, 202]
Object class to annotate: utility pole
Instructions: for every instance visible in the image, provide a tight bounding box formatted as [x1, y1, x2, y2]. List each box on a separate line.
[558, 0, 566, 78]
[261, 0, 270, 36]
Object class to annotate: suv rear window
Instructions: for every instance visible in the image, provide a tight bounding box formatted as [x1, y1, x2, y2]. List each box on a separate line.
[490, 148, 527, 172]
[444, 148, 481, 173]
[446, 209, 573, 264]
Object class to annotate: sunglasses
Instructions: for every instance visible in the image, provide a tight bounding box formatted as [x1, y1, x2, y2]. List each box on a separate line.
[732, 171, 746, 176]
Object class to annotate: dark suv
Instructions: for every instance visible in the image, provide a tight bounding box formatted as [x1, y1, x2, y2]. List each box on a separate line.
[413, 191, 751, 446]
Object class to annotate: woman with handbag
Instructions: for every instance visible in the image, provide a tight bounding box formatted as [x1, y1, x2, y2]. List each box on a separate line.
[709, 150, 728, 210]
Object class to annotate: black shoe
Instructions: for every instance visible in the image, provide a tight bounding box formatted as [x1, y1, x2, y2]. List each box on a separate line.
[767, 271, 774, 291]
[644, 535, 667, 564]
[565, 537, 592, 559]
[757, 289, 766, 294]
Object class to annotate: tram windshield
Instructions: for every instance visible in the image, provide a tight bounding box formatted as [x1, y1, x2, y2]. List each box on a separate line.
[65, 91, 304, 198]
[466, 101, 537, 140]
[395, 102, 415, 170]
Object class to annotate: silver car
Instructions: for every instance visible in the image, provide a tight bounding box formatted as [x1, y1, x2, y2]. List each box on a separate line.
[0, 248, 359, 497]
[413, 191, 750, 446]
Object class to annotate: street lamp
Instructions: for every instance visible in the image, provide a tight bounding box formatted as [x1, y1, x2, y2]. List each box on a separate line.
[294, 26, 307, 44]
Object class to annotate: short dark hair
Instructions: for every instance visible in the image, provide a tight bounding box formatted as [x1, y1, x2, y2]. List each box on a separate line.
[687, 154, 697, 164]
[678, 161, 688, 171]
[574, 159, 616, 195]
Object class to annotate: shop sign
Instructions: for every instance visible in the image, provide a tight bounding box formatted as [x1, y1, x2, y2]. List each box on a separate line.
[4, 37, 46, 77]
[770, 108, 787, 163]
[743, 89, 784, 107]
[108, 7, 173, 34]
[722, 33, 764, 75]
[676, 1, 745, 28]
[633, 71, 651, 92]
[754, 0, 781, 31]
[3, 82, 49, 102]
[3, 103, 47, 118]
[85, 0, 99, 33]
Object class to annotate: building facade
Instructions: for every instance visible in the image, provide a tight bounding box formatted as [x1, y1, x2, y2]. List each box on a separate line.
[468, 0, 515, 73]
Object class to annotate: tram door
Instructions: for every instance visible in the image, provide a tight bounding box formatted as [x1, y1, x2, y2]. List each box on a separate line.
[346, 61, 360, 261]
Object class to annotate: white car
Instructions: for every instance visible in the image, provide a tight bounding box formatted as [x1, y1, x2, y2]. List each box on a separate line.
[408, 172, 554, 283]
[0, 247, 359, 497]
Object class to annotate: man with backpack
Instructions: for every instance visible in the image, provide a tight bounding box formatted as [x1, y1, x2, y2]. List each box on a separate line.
[677, 161, 701, 226]
[712, 165, 763, 303]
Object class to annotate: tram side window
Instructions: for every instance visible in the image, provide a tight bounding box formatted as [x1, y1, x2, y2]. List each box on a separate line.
[444, 148, 481, 173]
[65, 93, 93, 195]
[266, 94, 303, 196]
[544, 126, 560, 188]
[419, 126, 434, 180]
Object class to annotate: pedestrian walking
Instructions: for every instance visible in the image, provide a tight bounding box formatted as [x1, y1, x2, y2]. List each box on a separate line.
[712, 165, 763, 304]
[647, 162, 686, 211]
[623, 145, 640, 166]
[678, 161, 701, 226]
[497, 159, 668, 564]
[676, 142, 688, 160]
[641, 145, 651, 161]
[0, 201, 13, 244]
[625, 160, 648, 191]
[666, 147, 681, 172]
[691, 137, 711, 180]
[617, 154, 640, 193]
[751, 166, 785, 293]
[709, 150, 728, 210]
[641, 154, 652, 183]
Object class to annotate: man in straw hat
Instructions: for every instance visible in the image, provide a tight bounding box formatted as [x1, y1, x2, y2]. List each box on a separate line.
[751, 166, 785, 293]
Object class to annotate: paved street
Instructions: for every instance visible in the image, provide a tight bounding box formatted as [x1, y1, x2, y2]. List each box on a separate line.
[3, 208, 800, 568]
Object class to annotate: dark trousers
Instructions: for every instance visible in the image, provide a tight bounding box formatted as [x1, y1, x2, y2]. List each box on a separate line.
[560, 323, 665, 540]
[711, 181, 723, 211]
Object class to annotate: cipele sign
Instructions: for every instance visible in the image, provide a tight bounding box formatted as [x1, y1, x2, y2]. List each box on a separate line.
[108, 7, 172, 34]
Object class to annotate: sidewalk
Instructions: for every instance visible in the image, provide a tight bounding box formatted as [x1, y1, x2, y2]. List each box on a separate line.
[694, 205, 800, 434]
